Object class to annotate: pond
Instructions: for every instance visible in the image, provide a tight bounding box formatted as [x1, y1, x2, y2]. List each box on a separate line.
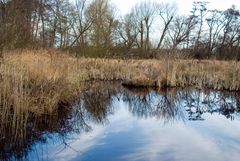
[1, 83, 240, 161]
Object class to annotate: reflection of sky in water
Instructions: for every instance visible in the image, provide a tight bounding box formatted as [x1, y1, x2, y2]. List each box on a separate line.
[27, 96, 240, 161]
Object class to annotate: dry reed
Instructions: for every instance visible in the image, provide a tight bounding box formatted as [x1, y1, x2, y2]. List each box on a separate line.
[1, 49, 239, 114]
[77, 57, 240, 91]
[0, 49, 84, 115]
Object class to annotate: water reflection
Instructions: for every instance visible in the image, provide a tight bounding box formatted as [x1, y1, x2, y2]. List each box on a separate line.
[0, 83, 240, 161]
[123, 87, 240, 122]
[122, 88, 185, 123]
[179, 89, 240, 121]
[0, 107, 72, 160]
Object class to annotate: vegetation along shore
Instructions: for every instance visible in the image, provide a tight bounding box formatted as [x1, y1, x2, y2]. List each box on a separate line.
[0, 49, 239, 113]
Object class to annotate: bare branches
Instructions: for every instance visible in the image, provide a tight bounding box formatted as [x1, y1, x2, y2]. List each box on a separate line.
[0, 0, 239, 59]
[156, 3, 176, 49]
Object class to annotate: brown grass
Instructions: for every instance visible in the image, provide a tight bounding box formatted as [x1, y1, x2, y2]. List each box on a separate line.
[77, 56, 240, 91]
[0, 49, 239, 114]
[0, 49, 83, 115]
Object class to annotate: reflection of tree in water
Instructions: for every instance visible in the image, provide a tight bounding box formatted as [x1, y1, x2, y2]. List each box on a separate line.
[0, 84, 116, 161]
[122, 87, 240, 122]
[179, 89, 240, 121]
[80, 87, 115, 124]
[154, 90, 185, 123]
[122, 88, 185, 123]
[122, 88, 153, 119]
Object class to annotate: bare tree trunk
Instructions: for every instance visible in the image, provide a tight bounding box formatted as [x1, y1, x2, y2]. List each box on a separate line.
[140, 21, 144, 49]
[156, 16, 173, 50]
[40, 0, 45, 47]
[145, 18, 150, 51]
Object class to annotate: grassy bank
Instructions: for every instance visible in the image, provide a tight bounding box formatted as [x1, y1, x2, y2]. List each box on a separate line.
[0, 49, 239, 113]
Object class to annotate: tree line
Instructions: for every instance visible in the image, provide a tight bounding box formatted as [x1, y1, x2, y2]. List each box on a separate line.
[0, 0, 239, 59]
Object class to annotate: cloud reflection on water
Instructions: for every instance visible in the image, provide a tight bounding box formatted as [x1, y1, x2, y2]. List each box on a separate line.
[1, 83, 240, 161]
[47, 97, 240, 161]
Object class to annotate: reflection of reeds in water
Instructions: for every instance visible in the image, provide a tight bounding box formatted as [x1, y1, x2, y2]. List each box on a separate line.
[0, 98, 108, 160]
[0, 107, 72, 160]
[0, 82, 116, 161]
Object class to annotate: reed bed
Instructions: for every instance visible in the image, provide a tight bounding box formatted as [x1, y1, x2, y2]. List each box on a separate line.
[0, 49, 239, 114]
[77, 57, 240, 91]
[0, 49, 83, 115]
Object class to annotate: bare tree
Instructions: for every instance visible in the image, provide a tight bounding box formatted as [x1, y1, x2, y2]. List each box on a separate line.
[0, 0, 239, 59]
[220, 6, 240, 49]
[0, 0, 36, 48]
[0, 0, 7, 54]
[117, 13, 139, 49]
[156, 3, 176, 50]
[69, 0, 93, 52]
[191, 1, 209, 48]
[206, 9, 224, 52]
[86, 0, 117, 51]
[169, 15, 196, 49]
[131, 1, 156, 51]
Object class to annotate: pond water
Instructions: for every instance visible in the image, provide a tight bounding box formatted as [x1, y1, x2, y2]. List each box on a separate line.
[1, 83, 240, 161]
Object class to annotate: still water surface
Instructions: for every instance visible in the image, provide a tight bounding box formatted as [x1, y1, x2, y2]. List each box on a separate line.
[1, 83, 240, 161]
